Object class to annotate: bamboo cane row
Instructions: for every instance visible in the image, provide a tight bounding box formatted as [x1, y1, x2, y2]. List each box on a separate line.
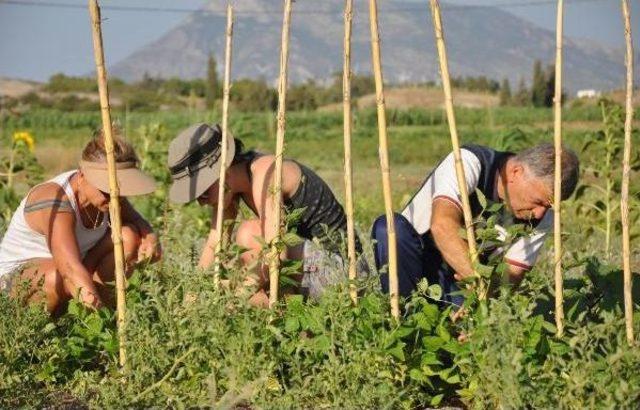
[89, 0, 636, 369]
[553, 0, 565, 338]
[620, 0, 635, 346]
[213, 4, 235, 287]
[88, 0, 128, 369]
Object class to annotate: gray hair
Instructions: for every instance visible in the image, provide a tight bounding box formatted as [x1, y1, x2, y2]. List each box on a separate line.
[513, 143, 579, 200]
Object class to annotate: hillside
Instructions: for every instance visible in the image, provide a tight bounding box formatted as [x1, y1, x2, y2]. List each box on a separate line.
[110, 0, 637, 92]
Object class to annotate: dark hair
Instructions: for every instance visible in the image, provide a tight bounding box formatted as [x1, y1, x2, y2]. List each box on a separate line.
[230, 138, 259, 165]
[514, 143, 580, 200]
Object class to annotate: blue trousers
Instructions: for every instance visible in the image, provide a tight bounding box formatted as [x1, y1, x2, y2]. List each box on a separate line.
[371, 213, 464, 307]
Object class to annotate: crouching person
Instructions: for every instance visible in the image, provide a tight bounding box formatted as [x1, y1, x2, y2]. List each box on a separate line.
[167, 123, 358, 306]
[0, 132, 160, 315]
[372, 143, 579, 306]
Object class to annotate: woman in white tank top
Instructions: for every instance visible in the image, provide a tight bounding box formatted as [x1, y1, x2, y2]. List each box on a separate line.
[0, 131, 160, 315]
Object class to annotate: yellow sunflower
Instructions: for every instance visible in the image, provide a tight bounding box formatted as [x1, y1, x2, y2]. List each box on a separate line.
[12, 131, 35, 152]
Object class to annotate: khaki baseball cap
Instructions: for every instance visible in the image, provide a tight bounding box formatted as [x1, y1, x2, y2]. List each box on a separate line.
[80, 160, 157, 196]
[167, 123, 235, 204]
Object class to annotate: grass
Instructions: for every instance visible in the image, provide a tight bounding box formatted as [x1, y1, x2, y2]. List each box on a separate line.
[1, 105, 639, 408]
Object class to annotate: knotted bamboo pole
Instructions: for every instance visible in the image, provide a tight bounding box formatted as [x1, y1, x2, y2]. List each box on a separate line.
[553, 0, 565, 337]
[213, 3, 234, 287]
[343, 0, 358, 304]
[269, 0, 292, 308]
[429, 0, 479, 295]
[620, 0, 634, 346]
[88, 0, 127, 368]
[368, 0, 399, 320]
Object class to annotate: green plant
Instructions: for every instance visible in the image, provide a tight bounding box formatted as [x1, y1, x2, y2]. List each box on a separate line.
[0, 131, 44, 225]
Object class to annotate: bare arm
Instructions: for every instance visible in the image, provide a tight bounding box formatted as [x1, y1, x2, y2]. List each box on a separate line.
[49, 213, 103, 308]
[251, 156, 301, 246]
[198, 200, 239, 269]
[429, 199, 474, 280]
[120, 198, 161, 262]
[25, 185, 102, 308]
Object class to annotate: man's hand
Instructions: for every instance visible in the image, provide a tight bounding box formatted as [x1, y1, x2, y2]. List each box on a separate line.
[454, 271, 474, 281]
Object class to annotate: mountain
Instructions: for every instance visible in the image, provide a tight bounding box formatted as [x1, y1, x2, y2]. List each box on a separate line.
[109, 0, 636, 93]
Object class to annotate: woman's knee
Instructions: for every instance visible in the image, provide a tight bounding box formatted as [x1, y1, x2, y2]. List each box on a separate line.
[17, 260, 69, 314]
[43, 268, 69, 314]
[121, 224, 141, 259]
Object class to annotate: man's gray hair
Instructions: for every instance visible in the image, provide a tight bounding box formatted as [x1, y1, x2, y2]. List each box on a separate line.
[513, 143, 580, 200]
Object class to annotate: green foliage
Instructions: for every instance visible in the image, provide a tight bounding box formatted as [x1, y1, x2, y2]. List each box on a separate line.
[574, 99, 640, 255]
[499, 77, 511, 106]
[0, 130, 44, 226]
[43, 73, 99, 94]
[531, 60, 547, 107]
[205, 53, 220, 109]
[454, 261, 640, 409]
[0, 105, 638, 408]
[450, 75, 500, 94]
[230, 79, 278, 112]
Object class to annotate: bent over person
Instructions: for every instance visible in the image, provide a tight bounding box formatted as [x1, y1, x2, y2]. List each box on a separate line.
[372, 143, 579, 306]
[0, 132, 160, 314]
[168, 123, 357, 306]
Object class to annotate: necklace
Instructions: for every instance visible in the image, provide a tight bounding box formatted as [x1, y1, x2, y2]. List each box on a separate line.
[74, 173, 102, 230]
[82, 205, 102, 230]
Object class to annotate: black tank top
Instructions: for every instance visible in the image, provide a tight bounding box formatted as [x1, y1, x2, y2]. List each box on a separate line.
[243, 153, 352, 250]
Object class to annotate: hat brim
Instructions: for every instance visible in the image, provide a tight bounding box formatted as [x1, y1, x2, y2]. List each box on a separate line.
[84, 167, 157, 197]
[169, 134, 235, 204]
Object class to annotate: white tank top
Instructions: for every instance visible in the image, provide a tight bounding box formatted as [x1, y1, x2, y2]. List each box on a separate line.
[0, 170, 109, 277]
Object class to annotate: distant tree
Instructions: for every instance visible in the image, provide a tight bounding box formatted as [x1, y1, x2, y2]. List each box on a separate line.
[230, 78, 277, 112]
[44, 73, 97, 93]
[138, 72, 163, 91]
[543, 65, 566, 107]
[350, 74, 376, 98]
[499, 77, 512, 106]
[513, 77, 530, 106]
[205, 53, 219, 108]
[287, 80, 320, 111]
[531, 60, 547, 107]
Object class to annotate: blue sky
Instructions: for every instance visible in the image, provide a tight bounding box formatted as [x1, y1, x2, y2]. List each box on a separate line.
[0, 0, 638, 82]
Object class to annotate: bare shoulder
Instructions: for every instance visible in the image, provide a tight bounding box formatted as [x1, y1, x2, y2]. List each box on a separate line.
[249, 155, 301, 193]
[24, 182, 75, 233]
[251, 154, 275, 175]
[26, 182, 71, 206]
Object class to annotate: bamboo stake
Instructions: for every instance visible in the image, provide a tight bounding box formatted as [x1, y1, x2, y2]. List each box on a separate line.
[429, 0, 479, 294]
[343, 0, 357, 305]
[213, 3, 234, 287]
[368, 0, 399, 320]
[88, 0, 127, 368]
[268, 0, 292, 308]
[620, 0, 634, 346]
[553, 0, 565, 338]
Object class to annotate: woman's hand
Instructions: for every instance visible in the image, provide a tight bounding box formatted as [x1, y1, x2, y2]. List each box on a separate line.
[120, 198, 162, 263]
[137, 229, 162, 263]
[78, 286, 104, 310]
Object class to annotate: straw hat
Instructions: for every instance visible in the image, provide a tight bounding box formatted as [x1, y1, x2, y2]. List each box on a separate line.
[167, 123, 235, 204]
[79, 160, 156, 196]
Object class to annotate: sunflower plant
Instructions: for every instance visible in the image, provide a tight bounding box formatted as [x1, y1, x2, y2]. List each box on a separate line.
[0, 131, 44, 226]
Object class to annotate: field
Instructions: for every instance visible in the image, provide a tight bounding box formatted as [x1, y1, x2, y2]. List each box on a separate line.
[1, 104, 640, 408]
